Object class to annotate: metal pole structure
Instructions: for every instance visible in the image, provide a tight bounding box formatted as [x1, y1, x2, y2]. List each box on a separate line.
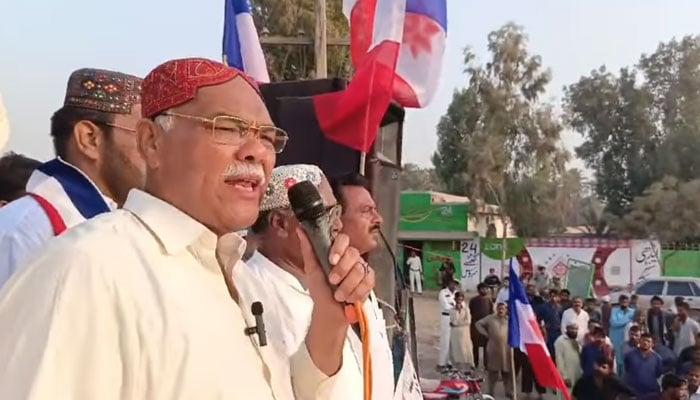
[510, 348, 518, 400]
[314, 0, 328, 78]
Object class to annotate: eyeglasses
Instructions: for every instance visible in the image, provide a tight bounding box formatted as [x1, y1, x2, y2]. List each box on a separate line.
[326, 204, 343, 222]
[162, 111, 289, 153]
[97, 121, 137, 133]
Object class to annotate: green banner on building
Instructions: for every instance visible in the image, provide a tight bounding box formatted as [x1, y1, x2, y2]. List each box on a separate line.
[399, 192, 468, 232]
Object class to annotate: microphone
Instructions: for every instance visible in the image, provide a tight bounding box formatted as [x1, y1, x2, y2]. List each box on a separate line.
[287, 181, 337, 293]
[244, 301, 267, 347]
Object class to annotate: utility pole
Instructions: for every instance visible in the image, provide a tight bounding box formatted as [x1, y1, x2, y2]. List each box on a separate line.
[258, 0, 347, 79]
[314, 0, 328, 78]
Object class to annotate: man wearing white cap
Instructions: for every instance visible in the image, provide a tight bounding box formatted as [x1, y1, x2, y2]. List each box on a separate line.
[240, 164, 394, 399]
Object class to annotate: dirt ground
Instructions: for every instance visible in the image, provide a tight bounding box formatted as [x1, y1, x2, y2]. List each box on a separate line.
[413, 291, 561, 400]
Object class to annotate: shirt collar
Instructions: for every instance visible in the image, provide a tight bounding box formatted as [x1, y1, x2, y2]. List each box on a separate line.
[248, 251, 308, 295]
[122, 189, 245, 258]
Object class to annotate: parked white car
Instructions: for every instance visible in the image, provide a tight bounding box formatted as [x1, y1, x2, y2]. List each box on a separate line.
[630, 277, 700, 311]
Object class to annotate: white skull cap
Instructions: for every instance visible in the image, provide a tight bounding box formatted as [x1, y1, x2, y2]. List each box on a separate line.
[260, 164, 324, 212]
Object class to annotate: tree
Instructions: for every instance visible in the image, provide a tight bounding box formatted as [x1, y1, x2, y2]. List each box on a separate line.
[616, 176, 700, 243]
[400, 163, 444, 191]
[250, 0, 351, 81]
[432, 23, 572, 241]
[564, 35, 700, 218]
[564, 67, 657, 217]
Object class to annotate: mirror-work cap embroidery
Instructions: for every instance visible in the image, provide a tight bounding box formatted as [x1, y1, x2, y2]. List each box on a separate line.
[64, 68, 142, 114]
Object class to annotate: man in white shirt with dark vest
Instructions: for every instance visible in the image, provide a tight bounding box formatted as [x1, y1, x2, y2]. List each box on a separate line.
[0, 58, 375, 399]
[242, 165, 393, 399]
[0, 68, 145, 284]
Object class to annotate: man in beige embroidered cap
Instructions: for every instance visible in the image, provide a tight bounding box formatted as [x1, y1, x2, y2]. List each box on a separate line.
[0, 68, 144, 287]
[0, 58, 375, 400]
[241, 164, 392, 399]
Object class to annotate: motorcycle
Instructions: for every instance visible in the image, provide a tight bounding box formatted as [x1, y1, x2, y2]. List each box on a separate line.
[420, 368, 495, 400]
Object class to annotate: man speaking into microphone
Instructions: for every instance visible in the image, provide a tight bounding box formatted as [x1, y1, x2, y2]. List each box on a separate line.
[0, 58, 375, 400]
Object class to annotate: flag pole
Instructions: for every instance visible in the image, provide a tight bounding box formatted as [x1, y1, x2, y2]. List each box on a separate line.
[510, 348, 518, 400]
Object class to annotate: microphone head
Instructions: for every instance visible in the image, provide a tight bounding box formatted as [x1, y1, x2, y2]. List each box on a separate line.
[251, 301, 264, 316]
[288, 181, 325, 222]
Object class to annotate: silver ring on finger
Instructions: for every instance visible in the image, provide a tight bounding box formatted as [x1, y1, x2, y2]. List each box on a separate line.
[357, 261, 369, 277]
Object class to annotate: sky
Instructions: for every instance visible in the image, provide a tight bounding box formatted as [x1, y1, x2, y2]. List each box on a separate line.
[1, 0, 700, 171]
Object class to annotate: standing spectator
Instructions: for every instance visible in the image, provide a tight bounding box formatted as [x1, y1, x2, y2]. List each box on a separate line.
[673, 302, 700, 356]
[610, 294, 636, 374]
[631, 294, 639, 310]
[581, 327, 616, 377]
[625, 308, 649, 340]
[648, 296, 672, 346]
[469, 283, 494, 370]
[449, 291, 474, 370]
[560, 289, 573, 311]
[585, 298, 603, 324]
[678, 348, 700, 377]
[624, 333, 663, 396]
[555, 323, 582, 390]
[438, 258, 456, 288]
[677, 332, 700, 370]
[622, 325, 642, 357]
[686, 365, 700, 400]
[572, 356, 635, 400]
[526, 284, 545, 307]
[537, 289, 563, 356]
[475, 302, 513, 398]
[669, 297, 686, 315]
[437, 280, 458, 370]
[406, 250, 423, 294]
[561, 297, 590, 344]
[637, 373, 687, 400]
[601, 295, 613, 334]
[551, 276, 563, 291]
[496, 277, 510, 305]
[0, 152, 41, 207]
[483, 268, 501, 299]
[654, 336, 677, 374]
[533, 265, 551, 292]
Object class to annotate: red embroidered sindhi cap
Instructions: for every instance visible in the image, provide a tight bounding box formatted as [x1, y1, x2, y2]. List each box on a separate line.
[141, 58, 260, 118]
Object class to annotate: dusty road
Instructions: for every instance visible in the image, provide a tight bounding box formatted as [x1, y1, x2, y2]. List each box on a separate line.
[413, 291, 562, 399]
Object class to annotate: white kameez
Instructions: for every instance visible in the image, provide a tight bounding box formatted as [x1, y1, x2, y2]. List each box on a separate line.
[0, 189, 341, 400]
[239, 251, 396, 400]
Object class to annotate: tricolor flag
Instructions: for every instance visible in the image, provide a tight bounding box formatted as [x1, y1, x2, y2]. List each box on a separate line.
[507, 260, 571, 400]
[313, 0, 405, 153]
[223, 0, 270, 83]
[348, 0, 447, 108]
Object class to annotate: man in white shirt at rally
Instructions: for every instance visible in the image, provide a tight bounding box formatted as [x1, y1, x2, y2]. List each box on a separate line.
[0, 58, 376, 400]
[438, 279, 458, 370]
[0, 68, 145, 284]
[561, 296, 590, 344]
[241, 165, 394, 399]
[406, 249, 423, 294]
[328, 172, 398, 396]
